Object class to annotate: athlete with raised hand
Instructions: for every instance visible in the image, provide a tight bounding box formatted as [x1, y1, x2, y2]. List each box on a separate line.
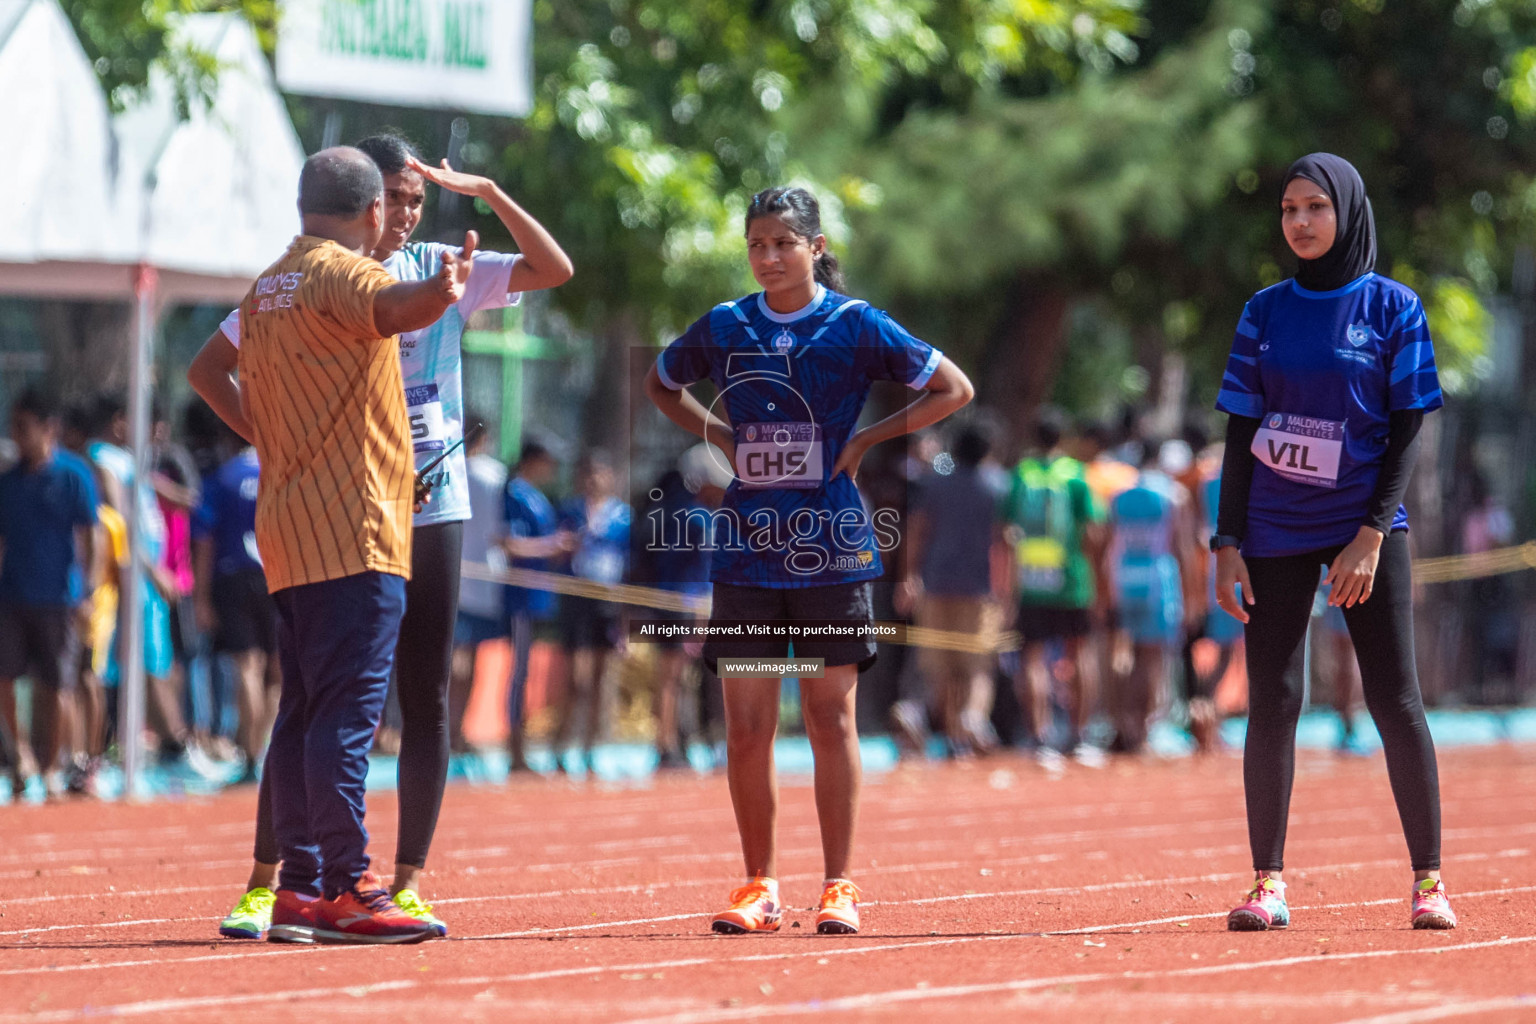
[645, 186, 973, 935]
[189, 135, 572, 940]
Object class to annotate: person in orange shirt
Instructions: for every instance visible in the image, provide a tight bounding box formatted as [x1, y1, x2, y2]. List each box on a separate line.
[238, 147, 474, 945]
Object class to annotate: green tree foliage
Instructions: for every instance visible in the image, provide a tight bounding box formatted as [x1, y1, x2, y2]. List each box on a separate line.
[847, 0, 1536, 425]
[61, 1, 275, 112]
[64, 0, 1536, 433]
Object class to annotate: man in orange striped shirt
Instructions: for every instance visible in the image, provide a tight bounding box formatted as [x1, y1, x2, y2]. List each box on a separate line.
[241, 147, 475, 945]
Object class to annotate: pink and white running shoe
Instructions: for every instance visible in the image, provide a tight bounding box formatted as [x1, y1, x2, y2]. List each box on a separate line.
[1411, 878, 1457, 930]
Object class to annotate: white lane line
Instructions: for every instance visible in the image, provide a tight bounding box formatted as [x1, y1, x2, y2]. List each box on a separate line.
[13, 778, 1505, 868]
[5, 841, 1528, 941]
[0, 792, 1192, 862]
[433, 852, 1072, 908]
[0, 944, 320, 980]
[0, 917, 182, 938]
[1330, 997, 1536, 1024]
[613, 934, 1536, 1024]
[0, 800, 1442, 907]
[7, 866, 1528, 984]
[0, 796, 1189, 871]
[8, 899, 1534, 1024]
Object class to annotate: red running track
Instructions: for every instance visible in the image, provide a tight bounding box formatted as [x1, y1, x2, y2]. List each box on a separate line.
[2, 746, 1535, 1022]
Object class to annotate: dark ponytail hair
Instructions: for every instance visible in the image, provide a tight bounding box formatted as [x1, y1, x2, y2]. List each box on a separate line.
[353, 132, 420, 177]
[745, 186, 845, 292]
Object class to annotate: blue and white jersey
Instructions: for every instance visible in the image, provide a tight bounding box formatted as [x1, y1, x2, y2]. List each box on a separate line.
[221, 240, 522, 527]
[560, 496, 631, 586]
[503, 475, 558, 618]
[1110, 470, 1181, 606]
[657, 286, 942, 588]
[1215, 273, 1442, 557]
[192, 448, 262, 577]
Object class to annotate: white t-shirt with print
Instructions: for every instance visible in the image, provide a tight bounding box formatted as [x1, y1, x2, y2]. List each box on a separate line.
[222, 241, 521, 525]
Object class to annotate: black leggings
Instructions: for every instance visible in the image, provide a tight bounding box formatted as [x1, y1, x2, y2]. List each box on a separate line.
[1241, 531, 1441, 872]
[255, 521, 463, 870]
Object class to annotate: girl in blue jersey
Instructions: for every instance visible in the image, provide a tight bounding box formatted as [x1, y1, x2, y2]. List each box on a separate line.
[189, 134, 573, 939]
[1212, 153, 1455, 931]
[645, 187, 973, 934]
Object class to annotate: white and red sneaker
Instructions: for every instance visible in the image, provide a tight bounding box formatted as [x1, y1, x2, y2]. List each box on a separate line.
[1411, 878, 1457, 929]
[311, 872, 438, 944]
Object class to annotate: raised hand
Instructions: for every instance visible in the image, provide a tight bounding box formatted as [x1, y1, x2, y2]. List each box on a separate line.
[407, 156, 493, 199]
[437, 230, 478, 304]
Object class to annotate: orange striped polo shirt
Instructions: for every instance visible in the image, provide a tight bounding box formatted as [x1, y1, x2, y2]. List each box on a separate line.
[237, 236, 414, 593]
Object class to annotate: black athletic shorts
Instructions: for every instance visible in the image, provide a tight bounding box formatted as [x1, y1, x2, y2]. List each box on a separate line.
[211, 569, 277, 655]
[0, 603, 77, 691]
[1016, 604, 1092, 644]
[561, 596, 622, 651]
[702, 581, 877, 674]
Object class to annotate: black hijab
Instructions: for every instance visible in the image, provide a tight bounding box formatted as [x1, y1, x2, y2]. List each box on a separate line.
[1282, 153, 1377, 292]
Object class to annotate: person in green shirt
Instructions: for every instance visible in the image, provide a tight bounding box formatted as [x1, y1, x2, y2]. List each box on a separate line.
[1000, 413, 1108, 767]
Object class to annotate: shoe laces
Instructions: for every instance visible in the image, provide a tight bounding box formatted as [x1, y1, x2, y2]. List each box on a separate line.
[821, 880, 861, 910]
[395, 889, 434, 916]
[349, 885, 398, 914]
[1415, 880, 1448, 903]
[727, 881, 775, 909]
[236, 888, 275, 914]
[1245, 879, 1282, 904]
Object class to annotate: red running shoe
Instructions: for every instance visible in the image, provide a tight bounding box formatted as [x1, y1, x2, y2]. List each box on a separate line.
[266, 888, 320, 944]
[311, 872, 438, 944]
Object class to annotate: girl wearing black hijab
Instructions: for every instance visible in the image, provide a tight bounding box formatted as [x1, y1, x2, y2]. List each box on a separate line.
[1211, 153, 1456, 931]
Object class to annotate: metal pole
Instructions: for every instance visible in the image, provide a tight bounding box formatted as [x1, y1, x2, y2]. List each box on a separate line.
[119, 264, 157, 801]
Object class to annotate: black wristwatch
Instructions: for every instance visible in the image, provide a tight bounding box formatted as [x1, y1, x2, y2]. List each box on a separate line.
[1209, 534, 1242, 553]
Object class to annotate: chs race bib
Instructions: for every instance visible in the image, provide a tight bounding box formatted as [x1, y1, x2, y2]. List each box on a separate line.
[405, 384, 448, 454]
[1252, 413, 1344, 489]
[735, 422, 823, 489]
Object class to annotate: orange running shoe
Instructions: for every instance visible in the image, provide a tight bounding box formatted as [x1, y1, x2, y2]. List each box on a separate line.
[711, 878, 782, 934]
[311, 871, 437, 945]
[816, 879, 861, 935]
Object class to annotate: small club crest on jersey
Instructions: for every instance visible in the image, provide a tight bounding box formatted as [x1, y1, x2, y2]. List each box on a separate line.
[1347, 323, 1370, 348]
[773, 329, 795, 353]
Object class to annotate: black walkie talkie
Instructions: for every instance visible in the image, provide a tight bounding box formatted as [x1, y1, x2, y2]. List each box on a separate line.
[414, 422, 485, 505]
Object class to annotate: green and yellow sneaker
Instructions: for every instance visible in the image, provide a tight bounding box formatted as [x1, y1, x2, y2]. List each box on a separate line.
[219, 887, 276, 939]
[392, 889, 448, 937]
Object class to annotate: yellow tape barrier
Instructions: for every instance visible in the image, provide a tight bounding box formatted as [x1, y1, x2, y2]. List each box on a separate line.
[1412, 541, 1536, 585]
[462, 540, 1535, 656]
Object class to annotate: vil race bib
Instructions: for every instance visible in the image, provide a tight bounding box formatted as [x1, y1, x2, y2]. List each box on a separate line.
[1252, 413, 1345, 489]
[735, 422, 824, 489]
[405, 384, 448, 454]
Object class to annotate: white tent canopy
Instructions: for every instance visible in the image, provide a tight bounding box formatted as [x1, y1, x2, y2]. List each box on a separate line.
[0, 0, 139, 272]
[0, 0, 303, 304]
[117, 12, 305, 293]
